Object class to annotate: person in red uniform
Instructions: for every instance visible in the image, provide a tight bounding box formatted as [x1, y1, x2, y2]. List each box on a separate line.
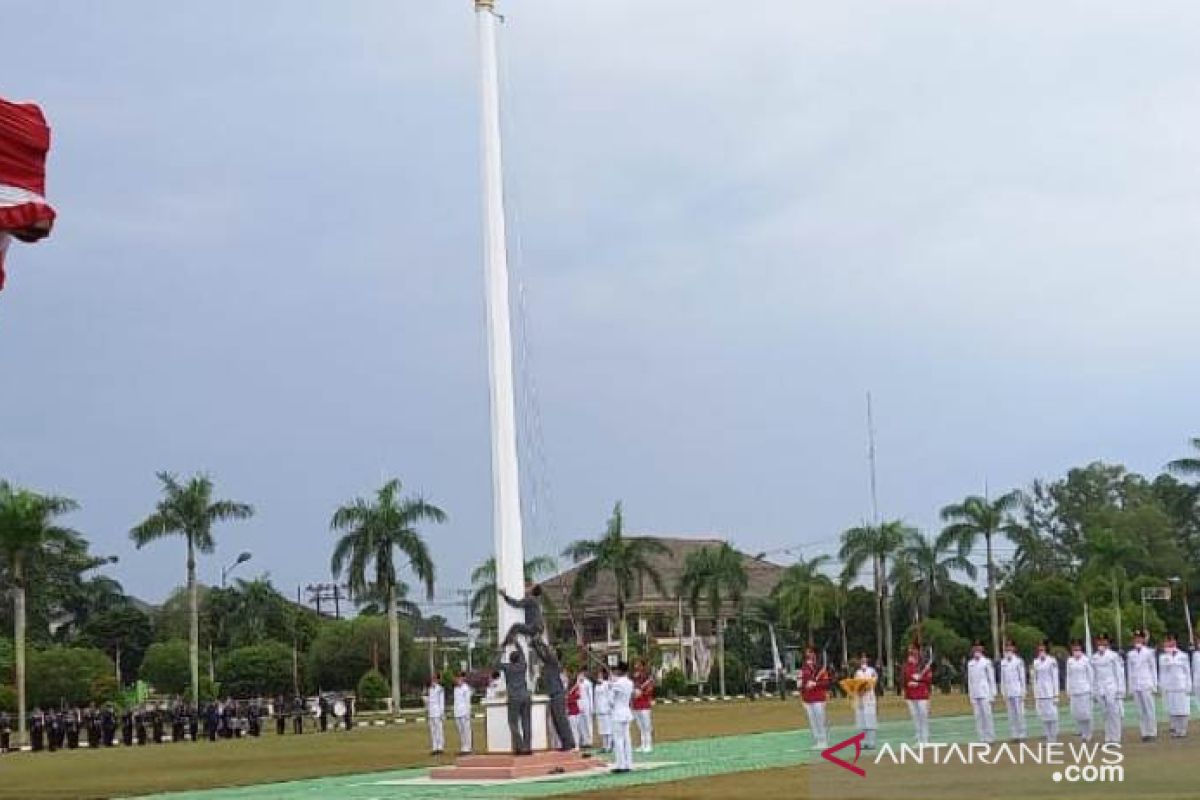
[903, 644, 933, 745]
[566, 675, 583, 751]
[799, 647, 831, 749]
[631, 659, 655, 753]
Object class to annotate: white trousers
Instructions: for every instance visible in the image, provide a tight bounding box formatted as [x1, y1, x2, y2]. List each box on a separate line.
[1069, 693, 1092, 740]
[1133, 689, 1156, 738]
[1165, 691, 1189, 736]
[804, 701, 828, 748]
[1096, 694, 1122, 743]
[1035, 698, 1058, 742]
[971, 698, 995, 743]
[597, 713, 612, 749]
[454, 715, 472, 753]
[634, 710, 652, 751]
[906, 699, 930, 744]
[577, 711, 594, 747]
[611, 718, 633, 770]
[428, 715, 444, 752]
[855, 701, 877, 747]
[1005, 696, 1027, 740]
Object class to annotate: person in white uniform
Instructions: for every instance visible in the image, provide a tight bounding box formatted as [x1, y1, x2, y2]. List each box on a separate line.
[608, 662, 634, 773]
[1125, 629, 1158, 742]
[1158, 633, 1191, 738]
[1065, 639, 1094, 741]
[576, 670, 595, 748]
[1032, 640, 1060, 743]
[999, 640, 1028, 741]
[852, 653, 878, 749]
[452, 671, 472, 754]
[1091, 632, 1126, 744]
[966, 642, 997, 743]
[425, 677, 445, 755]
[593, 667, 613, 752]
[1193, 636, 1200, 713]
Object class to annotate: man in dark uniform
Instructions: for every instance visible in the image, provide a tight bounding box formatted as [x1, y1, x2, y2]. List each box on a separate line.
[86, 706, 100, 749]
[151, 704, 164, 744]
[497, 649, 533, 755]
[171, 703, 184, 743]
[319, 696, 329, 733]
[47, 710, 62, 752]
[30, 709, 45, 752]
[0, 711, 11, 753]
[66, 708, 81, 749]
[135, 707, 148, 745]
[275, 695, 286, 735]
[292, 696, 304, 734]
[101, 704, 116, 747]
[248, 703, 261, 737]
[187, 703, 199, 742]
[344, 696, 353, 731]
[541, 648, 576, 751]
[205, 703, 218, 742]
[499, 583, 552, 661]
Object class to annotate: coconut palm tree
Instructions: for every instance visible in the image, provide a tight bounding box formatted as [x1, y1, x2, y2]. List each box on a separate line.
[839, 520, 909, 688]
[1082, 528, 1145, 649]
[890, 530, 977, 624]
[772, 555, 834, 647]
[330, 478, 446, 710]
[1166, 437, 1200, 478]
[562, 502, 669, 661]
[677, 542, 748, 697]
[468, 554, 557, 648]
[0, 481, 79, 746]
[937, 491, 1022, 660]
[131, 472, 254, 706]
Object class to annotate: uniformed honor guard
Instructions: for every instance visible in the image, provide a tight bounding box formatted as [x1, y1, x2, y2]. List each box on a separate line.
[608, 661, 635, 773]
[425, 676, 446, 755]
[188, 704, 199, 742]
[799, 647, 831, 749]
[1065, 640, 1094, 741]
[151, 704, 164, 744]
[101, 704, 116, 747]
[1126, 629, 1157, 742]
[47, 710, 61, 752]
[120, 709, 134, 747]
[30, 709, 45, 752]
[631, 659, 655, 753]
[275, 695, 287, 736]
[452, 671, 473, 755]
[576, 669, 595, 749]
[594, 667, 613, 752]
[135, 708, 148, 746]
[87, 706, 101, 749]
[1032, 640, 1060, 742]
[292, 695, 305, 735]
[966, 642, 997, 743]
[1091, 632, 1125, 743]
[902, 645, 932, 745]
[171, 703, 185, 743]
[318, 696, 329, 733]
[852, 653, 879, 749]
[0, 711, 11, 753]
[66, 708, 81, 749]
[999, 640, 1027, 741]
[1158, 633, 1191, 738]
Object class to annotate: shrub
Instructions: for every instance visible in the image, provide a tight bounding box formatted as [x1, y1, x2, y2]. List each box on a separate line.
[27, 647, 114, 707]
[356, 670, 388, 710]
[217, 642, 294, 697]
[660, 667, 687, 698]
[140, 641, 191, 695]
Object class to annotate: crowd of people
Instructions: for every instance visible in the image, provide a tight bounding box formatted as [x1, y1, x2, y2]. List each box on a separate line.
[806, 629, 1200, 750]
[0, 695, 353, 754]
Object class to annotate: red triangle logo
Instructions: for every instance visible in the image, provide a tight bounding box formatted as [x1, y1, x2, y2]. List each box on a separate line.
[820, 731, 867, 777]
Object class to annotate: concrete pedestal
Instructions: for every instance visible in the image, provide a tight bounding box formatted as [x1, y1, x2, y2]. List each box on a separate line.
[483, 695, 548, 752]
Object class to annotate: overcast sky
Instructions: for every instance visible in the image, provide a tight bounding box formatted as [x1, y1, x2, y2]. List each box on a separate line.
[3, 1, 1199, 625]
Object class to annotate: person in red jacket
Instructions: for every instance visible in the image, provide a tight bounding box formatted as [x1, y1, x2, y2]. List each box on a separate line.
[903, 644, 933, 745]
[565, 675, 582, 751]
[799, 647, 831, 749]
[631, 659, 656, 753]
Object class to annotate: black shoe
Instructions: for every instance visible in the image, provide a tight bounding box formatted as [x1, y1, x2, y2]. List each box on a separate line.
[612, 768, 631, 774]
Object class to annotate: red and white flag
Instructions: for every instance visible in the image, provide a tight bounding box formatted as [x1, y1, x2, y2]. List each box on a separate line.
[0, 96, 56, 292]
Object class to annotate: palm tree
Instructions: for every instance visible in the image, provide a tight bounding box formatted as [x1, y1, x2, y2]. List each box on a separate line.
[772, 555, 834, 647]
[938, 491, 1022, 660]
[562, 502, 669, 661]
[131, 472, 253, 706]
[1083, 528, 1145, 649]
[839, 520, 908, 688]
[890, 530, 976, 623]
[1166, 438, 1200, 477]
[677, 542, 748, 697]
[468, 554, 557, 648]
[330, 478, 446, 711]
[0, 482, 79, 746]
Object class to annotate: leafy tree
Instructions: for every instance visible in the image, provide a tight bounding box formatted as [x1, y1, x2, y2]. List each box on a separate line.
[902, 618, 969, 666]
[216, 642, 294, 697]
[890, 530, 975, 624]
[840, 520, 909, 687]
[773, 556, 833, 647]
[141, 640, 192, 695]
[356, 669, 388, 710]
[563, 502, 669, 661]
[130, 472, 254, 706]
[330, 478, 445, 711]
[469, 555, 556, 649]
[938, 492, 1022, 660]
[307, 615, 402, 693]
[0, 481, 79, 743]
[26, 646, 113, 708]
[79, 605, 153, 685]
[678, 542, 747, 697]
[1005, 575, 1079, 645]
[1003, 622, 1046, 659]
[1082, 528, 1144, 649]
[1166, 437, 1200, 478]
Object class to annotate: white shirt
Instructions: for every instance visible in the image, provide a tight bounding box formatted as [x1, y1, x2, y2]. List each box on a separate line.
[854, 666, 878, 708]
[967, 656, 996, 701]
[1000, 655, 1026, 698]
[609, 675, 634, 723]
[452, 683, 471, 718]
[1158, 649, 1191, 693]
[1193, 650, 1200, 696]
[1032, 655, 1058, 700]
[578, 676, 594, 714]
[1065, 655, 1093, 695]
[1125, 645, 1157, 692]
[593, 678, 612, 715]
[1091, 649, 1125, 697]
[426, 684, 445, 718]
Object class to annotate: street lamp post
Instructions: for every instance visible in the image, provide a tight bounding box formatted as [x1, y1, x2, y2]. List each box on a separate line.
[221, 551, 253, 588]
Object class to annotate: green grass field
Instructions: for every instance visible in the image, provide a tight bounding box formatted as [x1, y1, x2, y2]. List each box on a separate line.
[3, 696, 1198, 799]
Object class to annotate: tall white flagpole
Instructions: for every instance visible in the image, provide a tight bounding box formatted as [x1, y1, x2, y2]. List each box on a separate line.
[476, 0, 526, 644]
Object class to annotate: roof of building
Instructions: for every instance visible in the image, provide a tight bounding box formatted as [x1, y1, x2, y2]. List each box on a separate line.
[409, 614, 470, 642]
[537, 535, 785, 615]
